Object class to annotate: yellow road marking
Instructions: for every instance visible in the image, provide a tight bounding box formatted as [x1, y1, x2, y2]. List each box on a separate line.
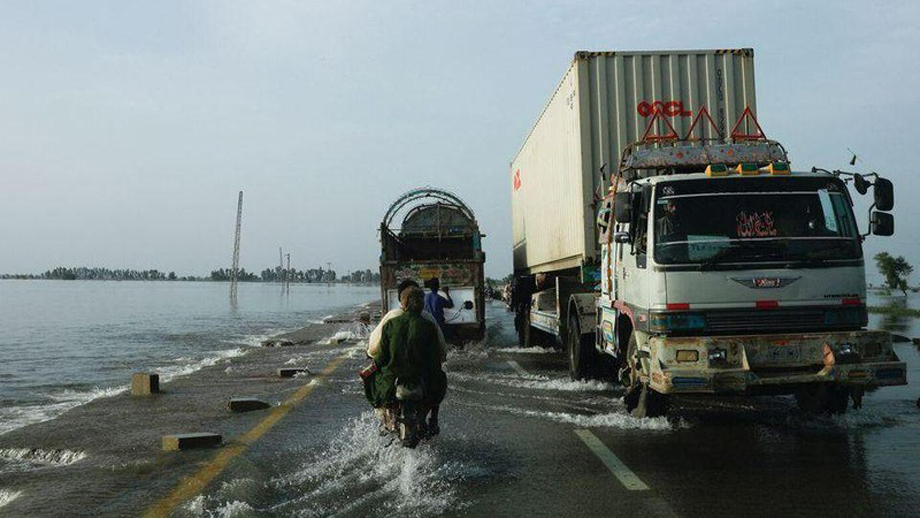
[143, 353, 349, 517]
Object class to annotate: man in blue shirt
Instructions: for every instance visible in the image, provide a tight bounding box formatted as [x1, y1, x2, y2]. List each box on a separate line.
[423, 277, 454, 334]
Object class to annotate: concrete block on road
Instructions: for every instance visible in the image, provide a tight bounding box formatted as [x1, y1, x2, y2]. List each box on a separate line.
[162, 433, 222, 451]
[261, 338, 294, 347]
[131, 373, 159, 396]
[278, 367, 311, 378]
[228, 398, 271, 412]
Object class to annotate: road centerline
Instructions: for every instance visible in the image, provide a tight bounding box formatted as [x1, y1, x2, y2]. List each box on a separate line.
[142, 352, 349, 518]
[574, 429, 649, 491]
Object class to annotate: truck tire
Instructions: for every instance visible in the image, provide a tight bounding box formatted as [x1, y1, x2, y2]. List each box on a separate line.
[567, 315, 596, 380]
[622, 332, 669, 418]
[516, 311, 530, 347]
[795, 384, 850, 414]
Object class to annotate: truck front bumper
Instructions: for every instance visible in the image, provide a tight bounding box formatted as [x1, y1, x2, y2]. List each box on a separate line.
[643, 330, 908, 395]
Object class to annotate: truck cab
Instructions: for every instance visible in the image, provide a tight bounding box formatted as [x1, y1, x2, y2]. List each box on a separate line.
[594, 141, 906, 416]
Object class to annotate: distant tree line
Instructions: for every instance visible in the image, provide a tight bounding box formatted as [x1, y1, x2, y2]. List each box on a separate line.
[0, 266, 196, 281]
[1, 265, 380, 284]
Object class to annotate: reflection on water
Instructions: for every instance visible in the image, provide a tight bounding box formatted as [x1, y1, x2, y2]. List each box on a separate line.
[868, 291, 919, 339]
[877, 297, 910, 334]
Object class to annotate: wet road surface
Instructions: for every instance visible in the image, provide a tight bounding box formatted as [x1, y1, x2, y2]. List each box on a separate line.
[2, 301, 919, 516]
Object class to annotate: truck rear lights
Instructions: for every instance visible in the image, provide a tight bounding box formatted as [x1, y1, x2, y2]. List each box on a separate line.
[675, 350, 699, 363]
[666, 302, 690, 310]
[755, 300, 779, 309]
[649, 312, 706, 333]
[708, 348, 728, 362]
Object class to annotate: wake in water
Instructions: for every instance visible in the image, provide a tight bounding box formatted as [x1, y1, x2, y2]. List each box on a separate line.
[0, 447, 87, 476]
[179, 413, 472, 518]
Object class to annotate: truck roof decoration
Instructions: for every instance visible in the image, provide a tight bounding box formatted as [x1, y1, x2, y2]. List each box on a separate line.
[382, 187, 477, 232]
[620, 140, 789, 176]
[618, 106, 788, 180]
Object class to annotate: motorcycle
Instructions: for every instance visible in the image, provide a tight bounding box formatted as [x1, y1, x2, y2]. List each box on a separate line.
[362, 364, 431, 448]
[391, 379, 426, 448]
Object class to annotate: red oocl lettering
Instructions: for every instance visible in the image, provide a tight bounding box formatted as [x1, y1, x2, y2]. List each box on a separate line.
[637, 100, 692, 117]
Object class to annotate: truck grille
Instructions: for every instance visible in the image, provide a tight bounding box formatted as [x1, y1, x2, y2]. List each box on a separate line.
[705, 309, 826, 333]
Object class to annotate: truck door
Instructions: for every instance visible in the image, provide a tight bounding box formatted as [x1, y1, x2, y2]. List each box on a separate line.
[617, 186, 651, 317]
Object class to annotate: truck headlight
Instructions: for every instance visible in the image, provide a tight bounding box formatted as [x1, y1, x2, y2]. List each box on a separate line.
[650, 312, 706, 333]
[708, 348, 728, 362]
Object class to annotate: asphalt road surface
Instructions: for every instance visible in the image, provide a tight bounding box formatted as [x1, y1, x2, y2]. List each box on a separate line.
[2, 301, 918, 517]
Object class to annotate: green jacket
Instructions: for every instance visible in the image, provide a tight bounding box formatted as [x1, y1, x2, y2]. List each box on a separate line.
[365, 310, 447, 408]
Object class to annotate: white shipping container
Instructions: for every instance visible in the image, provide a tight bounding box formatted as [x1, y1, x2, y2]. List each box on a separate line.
[511, 49, 758, 275]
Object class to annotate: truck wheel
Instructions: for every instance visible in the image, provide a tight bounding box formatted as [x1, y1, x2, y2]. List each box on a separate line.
[622, 333, 669, 418]
[825, 385, 850, 414]
[516, 311, 531, 347]
[627, 382, 670, 418]
[795, 384, 850, 414]
[567, 315, 596, 380]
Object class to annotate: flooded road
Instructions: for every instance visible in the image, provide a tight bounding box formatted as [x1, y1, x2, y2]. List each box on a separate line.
[174, 302, 920, 517]
[2, 300, 918, 516]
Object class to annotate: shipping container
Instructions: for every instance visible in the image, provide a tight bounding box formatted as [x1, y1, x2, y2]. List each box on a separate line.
[379, 188, 486, 341]
[511, 49, 758, 275]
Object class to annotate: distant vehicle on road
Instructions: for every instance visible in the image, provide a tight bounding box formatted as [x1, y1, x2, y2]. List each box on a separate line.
[379, 188, 486, 341]
[510, 49, 906, 416]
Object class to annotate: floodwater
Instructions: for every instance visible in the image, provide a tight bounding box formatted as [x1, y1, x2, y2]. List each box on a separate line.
[168, 301, 920, 517]
[0, 292, 918, 516]
[0, 280, 378, 436]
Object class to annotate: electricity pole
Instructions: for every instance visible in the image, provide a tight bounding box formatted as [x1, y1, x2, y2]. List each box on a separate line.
[230, 191, 243, 303]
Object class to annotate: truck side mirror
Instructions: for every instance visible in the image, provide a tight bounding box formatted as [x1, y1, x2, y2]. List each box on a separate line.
[614, 231, 631, 243]
[614, 192, 632, 223]
[874, 177, 894, 211]
[871, 211, 894, 236]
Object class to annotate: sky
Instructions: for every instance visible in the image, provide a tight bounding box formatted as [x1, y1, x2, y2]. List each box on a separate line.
[0, 0, 918, 281]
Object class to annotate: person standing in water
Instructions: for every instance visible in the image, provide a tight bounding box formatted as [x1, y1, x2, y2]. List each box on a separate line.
[423, 278, 453, 336]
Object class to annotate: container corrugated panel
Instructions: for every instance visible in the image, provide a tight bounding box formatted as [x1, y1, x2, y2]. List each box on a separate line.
[511, 49, 757, 275]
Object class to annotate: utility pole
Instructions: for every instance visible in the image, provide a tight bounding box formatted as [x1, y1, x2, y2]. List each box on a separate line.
[230, 191, 243, 302]
[326, 262, 332, 284]
[278, 247, 284, 284]
[285, 253, 291, 290]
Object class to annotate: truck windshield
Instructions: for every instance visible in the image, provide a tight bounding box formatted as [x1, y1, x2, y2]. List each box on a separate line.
[653, 177, 861, 266]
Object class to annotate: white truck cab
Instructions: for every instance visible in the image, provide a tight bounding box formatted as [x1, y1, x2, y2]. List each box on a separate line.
[592, 141, 906, 416]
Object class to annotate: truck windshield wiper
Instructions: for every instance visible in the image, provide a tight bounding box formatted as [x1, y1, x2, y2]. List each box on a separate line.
[785, 256, 828, 269]
[698, 247, 740, 271]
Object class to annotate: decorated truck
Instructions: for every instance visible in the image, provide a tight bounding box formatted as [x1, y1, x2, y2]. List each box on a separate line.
[511, 49, 906, 416]
[379, 188, 486, 341]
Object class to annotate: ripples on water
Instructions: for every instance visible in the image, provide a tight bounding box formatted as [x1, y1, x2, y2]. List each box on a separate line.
[177, 413, 472, 518]
[0, 281, 378, 436]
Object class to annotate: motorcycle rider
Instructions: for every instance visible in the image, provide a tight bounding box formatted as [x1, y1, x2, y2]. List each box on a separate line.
[364, 285, 447, 437]
[367, 279, 446, 361]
